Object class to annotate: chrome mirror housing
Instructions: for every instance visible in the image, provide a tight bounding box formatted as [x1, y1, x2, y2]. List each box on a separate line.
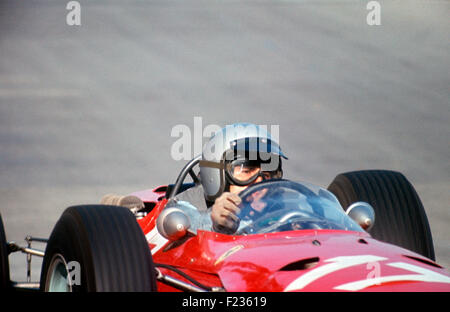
[157, 207, 191, 241]
[346, 201, 375, 231]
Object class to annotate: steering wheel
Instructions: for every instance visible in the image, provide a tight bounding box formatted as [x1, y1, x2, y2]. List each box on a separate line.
[236, 180, 322, 234]
[236, 207, 323, 234]
[278, 210, 311, 223]
[237, 179, 316, 215]
[238, 179, 316, 202]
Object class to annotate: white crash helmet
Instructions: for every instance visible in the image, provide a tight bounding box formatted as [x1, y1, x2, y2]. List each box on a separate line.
[199, 123, 288, 202]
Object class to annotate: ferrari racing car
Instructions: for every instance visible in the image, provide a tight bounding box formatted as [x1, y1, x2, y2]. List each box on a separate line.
[1, 155, 450, 292]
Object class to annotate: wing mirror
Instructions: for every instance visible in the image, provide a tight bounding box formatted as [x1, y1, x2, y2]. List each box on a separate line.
[346, 201, 375, 231]
[157, 207, 191, 241]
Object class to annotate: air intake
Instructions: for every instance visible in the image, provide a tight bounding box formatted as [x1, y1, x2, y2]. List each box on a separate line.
[403, 255, 442, 269]
[279, 257, 320, 271]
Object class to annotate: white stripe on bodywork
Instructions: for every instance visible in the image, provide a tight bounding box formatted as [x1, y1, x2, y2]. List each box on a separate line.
[284, 255, 387, 292]
[145, 226, 168, 255]
[334, 261, 450, 291]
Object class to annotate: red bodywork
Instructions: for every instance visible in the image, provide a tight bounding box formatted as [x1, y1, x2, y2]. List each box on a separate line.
[132, 186, 450, 292]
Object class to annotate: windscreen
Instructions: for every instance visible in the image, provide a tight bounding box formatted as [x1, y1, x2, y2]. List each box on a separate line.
[170, 180, 364, 236]
[235, 180, 364, 235]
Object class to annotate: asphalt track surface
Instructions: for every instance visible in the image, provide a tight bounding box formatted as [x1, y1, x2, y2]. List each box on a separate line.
[0, 0, 449, 283]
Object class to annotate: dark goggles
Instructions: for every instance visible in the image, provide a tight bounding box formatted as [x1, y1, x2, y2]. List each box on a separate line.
[225, 158, 282, 186]
[199, 137, 286, 187]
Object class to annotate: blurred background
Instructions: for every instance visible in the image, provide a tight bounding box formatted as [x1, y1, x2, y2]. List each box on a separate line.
[0, 0, 449, 282]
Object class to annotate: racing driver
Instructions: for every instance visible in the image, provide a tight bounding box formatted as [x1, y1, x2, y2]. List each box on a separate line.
[197, 123, 288, 234]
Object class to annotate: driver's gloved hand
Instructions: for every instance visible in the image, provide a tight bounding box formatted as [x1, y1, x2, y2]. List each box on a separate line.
[211, 192, 242, 234]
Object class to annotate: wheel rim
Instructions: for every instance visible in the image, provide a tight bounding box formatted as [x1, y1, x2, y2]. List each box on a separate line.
[45, 254, 72, 292]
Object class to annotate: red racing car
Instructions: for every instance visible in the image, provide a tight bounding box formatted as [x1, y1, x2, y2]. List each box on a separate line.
[1, 157, 449, 292]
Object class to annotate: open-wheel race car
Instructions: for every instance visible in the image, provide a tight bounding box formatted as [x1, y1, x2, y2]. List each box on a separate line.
[1, 155, 450, 292]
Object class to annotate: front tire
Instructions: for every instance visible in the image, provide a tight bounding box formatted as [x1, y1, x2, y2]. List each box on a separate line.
[328, 170, 435, 260]
[40, 205, 157, 292]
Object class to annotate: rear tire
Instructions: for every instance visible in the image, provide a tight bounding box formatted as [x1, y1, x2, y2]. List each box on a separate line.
[0, 213, 11, 291]
[327, 170, 435, 260]
[40, 205, 157, 292]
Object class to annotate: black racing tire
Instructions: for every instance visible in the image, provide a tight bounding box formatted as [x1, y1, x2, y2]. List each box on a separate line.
[0, 212, 11, 291]
[40, 205, 157, 292]
[327, 170, 435, 260]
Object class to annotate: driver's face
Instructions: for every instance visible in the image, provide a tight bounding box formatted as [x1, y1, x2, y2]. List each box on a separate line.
[229, 164, 273, 195]
[229, 175, 263, 194]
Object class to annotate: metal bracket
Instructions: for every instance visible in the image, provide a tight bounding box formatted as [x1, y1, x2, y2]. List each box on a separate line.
[7, 236, 47, 284]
